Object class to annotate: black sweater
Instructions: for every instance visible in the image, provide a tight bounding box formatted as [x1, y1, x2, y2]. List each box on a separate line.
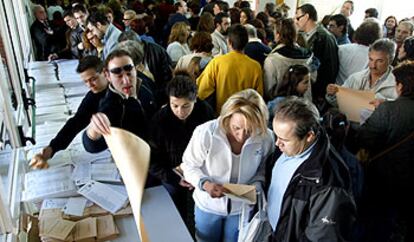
[82, 87, 149, 153]
[149, 99, 215, 185]
[48, 90, 106, 156]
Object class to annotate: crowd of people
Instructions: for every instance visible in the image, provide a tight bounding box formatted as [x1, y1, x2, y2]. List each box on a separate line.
[29, 0, 414, 241]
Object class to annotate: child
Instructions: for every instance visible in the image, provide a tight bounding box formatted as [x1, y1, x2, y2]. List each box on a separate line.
[267, 64, 310, 127]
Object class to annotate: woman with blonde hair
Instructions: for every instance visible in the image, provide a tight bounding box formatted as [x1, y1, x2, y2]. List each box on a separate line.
[182, 89, 274, 242]
[167, 22, 191, 66]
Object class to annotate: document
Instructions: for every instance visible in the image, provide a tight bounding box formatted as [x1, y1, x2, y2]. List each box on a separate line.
[63, 197, 88, 217]
[223, 183, 257, 205]
[91, 163, 121, 183]
[104, 127, 150, 242]
[77, 181, 128, 214]
[336, 87, 375, 122]
[72, 163, 92, 185]
[41, 198, 68, 210]
[22, 166, 78, 202]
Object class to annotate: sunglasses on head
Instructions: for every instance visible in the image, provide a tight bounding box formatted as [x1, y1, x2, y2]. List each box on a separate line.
[109, 64, 134, 74]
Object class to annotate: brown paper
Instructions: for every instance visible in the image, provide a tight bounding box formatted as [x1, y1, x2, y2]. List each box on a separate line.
[104, 127, 150, 242]
[223, 183, 257, 204]
[96, 215, 119, 242]
[41, 219, 76, 241]
[336, 87, 375, 122]
[72, 217, 97, 242]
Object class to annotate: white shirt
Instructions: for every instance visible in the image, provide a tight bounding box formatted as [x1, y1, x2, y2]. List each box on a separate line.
[336, 43, 369, 85]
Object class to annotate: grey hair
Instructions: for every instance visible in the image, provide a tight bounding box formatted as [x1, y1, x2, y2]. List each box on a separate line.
[116, 40, 144, 66]
[274, 96, 320, 139]
[244, 24, 257, 38]
[399, 21, 414, 35]
[369, 38, 397, 62]
[32, 4, 44, 13]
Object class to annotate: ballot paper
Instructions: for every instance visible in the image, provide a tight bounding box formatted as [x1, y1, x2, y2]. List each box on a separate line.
[91, 163, 121, 183]
[22, 166, 78, 202]
[41, 198, 68, 210]
[72, 163, 92, 185]
[63, 197, 88, 217]
[223, 183, 257, 205]
[77, 181, 128, 214]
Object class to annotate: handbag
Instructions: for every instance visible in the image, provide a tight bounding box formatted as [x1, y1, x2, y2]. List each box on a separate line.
[238, 191, 272, 242]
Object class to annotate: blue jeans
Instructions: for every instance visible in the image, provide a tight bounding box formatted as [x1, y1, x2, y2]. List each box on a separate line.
[195, 206, 239, 242]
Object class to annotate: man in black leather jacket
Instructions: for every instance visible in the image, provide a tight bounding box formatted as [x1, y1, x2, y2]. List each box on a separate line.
[266, 97, 356, 242]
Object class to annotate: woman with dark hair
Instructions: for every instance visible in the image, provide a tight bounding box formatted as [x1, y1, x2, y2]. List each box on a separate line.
[149, 70, 215, 227]
[383, 15, 398, 39]
[263, 18, 313, 101]
[397, 36, 414, 62]
[239, 7, 253, 25]
[357, 60, 414, 242]
[256, 11, 274, 43]
[228, 7, 240, 25]
[267, 64, 310, 127]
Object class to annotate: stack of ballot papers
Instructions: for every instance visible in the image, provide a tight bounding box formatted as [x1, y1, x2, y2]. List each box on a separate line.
[22, 166, 78, 202]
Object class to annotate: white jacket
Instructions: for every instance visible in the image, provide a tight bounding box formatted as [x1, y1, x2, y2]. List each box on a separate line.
[182, 119, 274, 216]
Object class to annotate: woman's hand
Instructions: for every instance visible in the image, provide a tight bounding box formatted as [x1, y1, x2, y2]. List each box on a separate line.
[203, 181, 226, 198]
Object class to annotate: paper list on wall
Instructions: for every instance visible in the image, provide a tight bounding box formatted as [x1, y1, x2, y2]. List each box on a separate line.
[77, 181, 128, 214]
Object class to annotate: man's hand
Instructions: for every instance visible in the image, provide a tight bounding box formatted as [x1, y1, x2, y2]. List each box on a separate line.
[326, 84, 339, 95]
[29, 146, 53, 169]
[48, 53, 58, 61]
[369, 98, 385, 109]
[179, 179, 194, 190]
[87, 113, 111, 140]
[202, 181, 226, 198]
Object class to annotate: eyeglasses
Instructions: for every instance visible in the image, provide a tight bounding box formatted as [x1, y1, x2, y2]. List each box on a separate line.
[295, 14, 306, 21]
[123, 18, 132, 21]
[109, 64, 134, 75]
